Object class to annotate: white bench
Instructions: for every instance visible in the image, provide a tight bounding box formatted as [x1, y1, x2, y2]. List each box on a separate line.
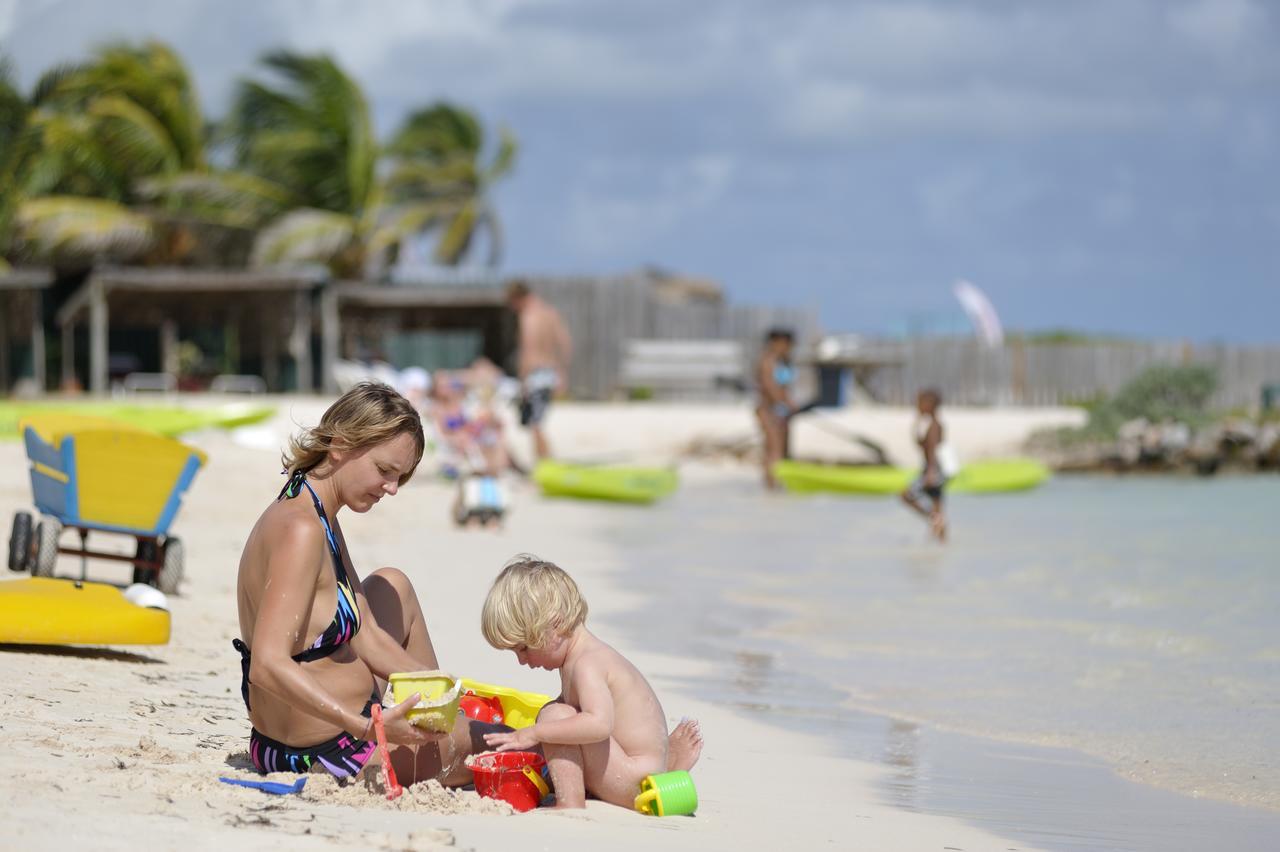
[210, 374, 267, 394]
[122, 372, 177, 395]
[618, 339, 746, 399]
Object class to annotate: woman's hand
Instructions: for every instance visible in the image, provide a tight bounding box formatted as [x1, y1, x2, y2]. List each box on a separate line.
[378, 692, 449, 746]
[483, 725, 540, 752]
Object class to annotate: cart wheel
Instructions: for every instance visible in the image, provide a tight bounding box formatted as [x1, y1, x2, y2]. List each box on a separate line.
[157, 537, 183, 594]
[33, 519, 62, 577]
[8, 512, 33, 572]
[133, 539, 159, 585]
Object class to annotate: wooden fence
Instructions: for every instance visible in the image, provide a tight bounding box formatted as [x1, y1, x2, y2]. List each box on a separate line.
[862, 339, 1280, 410]
[529, 274, 821, 400]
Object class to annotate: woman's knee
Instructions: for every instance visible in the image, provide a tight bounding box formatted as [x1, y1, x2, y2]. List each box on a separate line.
[364, 565, 412, 596]
[363, 567, 419, 643]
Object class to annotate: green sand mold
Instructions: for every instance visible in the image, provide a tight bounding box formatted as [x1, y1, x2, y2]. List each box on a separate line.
[775, 458, 1051, 496]
[0, 401, 275, 440]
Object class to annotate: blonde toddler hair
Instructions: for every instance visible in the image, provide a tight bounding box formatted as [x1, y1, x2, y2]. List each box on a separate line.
[481, 555, 588, 650]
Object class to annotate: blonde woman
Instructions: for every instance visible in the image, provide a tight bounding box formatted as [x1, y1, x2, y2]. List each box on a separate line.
[233, 382, 482, 782]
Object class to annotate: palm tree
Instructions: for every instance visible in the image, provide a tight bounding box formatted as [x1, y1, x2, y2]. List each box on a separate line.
[221, 51, 516, 275]
[2, 41, 217, 265]
[384, 103, 516, 265]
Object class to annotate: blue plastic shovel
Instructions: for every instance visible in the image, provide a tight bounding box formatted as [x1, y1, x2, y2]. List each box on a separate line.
[219, 776, 307, 795]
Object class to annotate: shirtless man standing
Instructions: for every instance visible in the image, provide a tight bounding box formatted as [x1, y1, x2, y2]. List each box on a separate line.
[506, 280, 573, 460]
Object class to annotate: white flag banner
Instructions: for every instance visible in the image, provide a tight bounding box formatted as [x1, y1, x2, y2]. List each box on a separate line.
[953, 279, 1004, 347]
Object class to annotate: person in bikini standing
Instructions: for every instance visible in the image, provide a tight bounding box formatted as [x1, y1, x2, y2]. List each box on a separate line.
[755, 328, 797, 490]
[506, 280, 573, 461]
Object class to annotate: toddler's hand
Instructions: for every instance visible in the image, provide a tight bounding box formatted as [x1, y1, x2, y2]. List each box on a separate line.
[483, 726, 539, 752]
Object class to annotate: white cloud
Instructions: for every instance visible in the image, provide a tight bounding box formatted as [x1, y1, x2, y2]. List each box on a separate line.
[564, 153, 737, 255]
[1168, 0, 1267, 54]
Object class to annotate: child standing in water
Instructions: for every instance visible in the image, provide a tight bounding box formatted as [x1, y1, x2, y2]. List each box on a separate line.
[480, 556, 702, 809]
[901, 388, 959, 541]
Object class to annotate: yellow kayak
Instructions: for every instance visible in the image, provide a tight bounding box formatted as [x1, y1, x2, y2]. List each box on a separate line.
[0, 578, 170, 646]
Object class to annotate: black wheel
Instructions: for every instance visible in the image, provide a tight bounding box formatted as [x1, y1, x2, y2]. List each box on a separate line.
[33, 519, 62, 577]
[8, 511, 33, 572]
[133, 538, 159, 584]
[156, 536, 183, 594]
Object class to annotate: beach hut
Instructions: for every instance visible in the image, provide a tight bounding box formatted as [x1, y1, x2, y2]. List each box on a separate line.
[0, 268, 53, 395]
[54, 266, 326, 394]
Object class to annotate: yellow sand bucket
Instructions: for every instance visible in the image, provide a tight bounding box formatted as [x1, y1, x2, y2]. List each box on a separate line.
[388, 670, 462, 732]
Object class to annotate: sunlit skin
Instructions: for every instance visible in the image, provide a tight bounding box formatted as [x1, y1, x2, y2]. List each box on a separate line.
[235, 430, 483, 785]
[482, 624, 701, 809]
[755, 335, 796, 490]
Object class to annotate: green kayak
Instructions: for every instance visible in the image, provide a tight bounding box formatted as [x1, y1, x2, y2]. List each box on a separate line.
[533, 461, 679, 504]
[775, 458, 1050, 496]
[0, 401, 275, 441]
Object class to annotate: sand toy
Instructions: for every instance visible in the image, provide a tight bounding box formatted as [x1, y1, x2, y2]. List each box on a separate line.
[388, 670, 463, 732]
[0, 577, 170, 645]
[7, 415, 206, 593]
[453, 475, 509, 527]
[458, 678, 551, 729]
[469, 751, 549, 812]
[369, 704, 403, 800]
[532, 460, 678, 504]
[218, 776, 307, 796]
[634, 770, 698, 816]
[773, 457, 1050, 496]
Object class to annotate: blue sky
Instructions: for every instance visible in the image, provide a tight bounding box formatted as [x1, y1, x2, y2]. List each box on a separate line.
[3, 0, 1277, 341]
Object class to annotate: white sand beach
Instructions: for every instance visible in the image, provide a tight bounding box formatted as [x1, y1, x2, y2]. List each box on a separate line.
[0, 401, 1083, 851]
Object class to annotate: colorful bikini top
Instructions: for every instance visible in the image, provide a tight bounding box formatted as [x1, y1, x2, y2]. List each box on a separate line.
[232, 469, 363, 710]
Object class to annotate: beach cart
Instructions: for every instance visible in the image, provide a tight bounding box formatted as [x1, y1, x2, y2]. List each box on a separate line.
[7, 414, 206, 593]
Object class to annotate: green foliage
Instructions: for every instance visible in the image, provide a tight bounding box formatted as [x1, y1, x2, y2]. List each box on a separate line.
[1, 43, 515, 272]
[1067, 364, 1219, 440]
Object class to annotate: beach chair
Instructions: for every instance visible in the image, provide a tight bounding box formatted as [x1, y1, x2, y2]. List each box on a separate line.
[7, 414, 206, 593]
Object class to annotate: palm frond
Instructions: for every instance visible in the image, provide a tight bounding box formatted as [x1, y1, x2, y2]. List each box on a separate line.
[17, 195, 153, 259]
[432, 199, 479, 265]
[89, 94, 181, 175]
[486, 127, 518, 182]
[250, 208, 356, 267]
[365, 200, 452, 258]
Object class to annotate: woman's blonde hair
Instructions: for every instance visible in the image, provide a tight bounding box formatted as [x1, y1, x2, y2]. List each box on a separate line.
[282, 382, 425, 485]
[481, 555, 588, 650]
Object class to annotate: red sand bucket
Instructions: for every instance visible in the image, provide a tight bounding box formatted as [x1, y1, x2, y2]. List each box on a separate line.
[470, 751, 549, 812]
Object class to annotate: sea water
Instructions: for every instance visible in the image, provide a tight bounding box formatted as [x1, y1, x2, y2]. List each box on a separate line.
[607, 472, 1280, 850]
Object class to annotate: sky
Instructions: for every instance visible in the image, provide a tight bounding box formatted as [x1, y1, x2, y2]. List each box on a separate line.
[2, 0, 1278, 342]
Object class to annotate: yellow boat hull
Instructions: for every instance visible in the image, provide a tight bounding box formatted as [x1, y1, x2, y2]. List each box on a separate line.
[0, 578, 170, 646]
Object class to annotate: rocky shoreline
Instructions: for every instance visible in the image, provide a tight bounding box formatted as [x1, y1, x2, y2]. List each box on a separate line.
[1032, 417, 1280, 475]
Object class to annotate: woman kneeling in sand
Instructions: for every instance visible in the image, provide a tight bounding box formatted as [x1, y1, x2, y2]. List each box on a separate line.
[233, 382, 483, 782]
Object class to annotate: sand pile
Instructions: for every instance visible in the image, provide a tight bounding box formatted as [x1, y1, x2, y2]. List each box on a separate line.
[300, 772, 514, 816]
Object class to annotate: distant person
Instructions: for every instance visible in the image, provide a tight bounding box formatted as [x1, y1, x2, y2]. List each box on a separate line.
[480, 555, 703, 809]
[901, 388, 959, 541]
[755, 328, 797, 489]
[506, 280, 573, 460]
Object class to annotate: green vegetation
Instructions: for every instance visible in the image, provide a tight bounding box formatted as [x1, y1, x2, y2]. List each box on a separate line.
[0, 42, 515, 273]
[1047, 364, 1219, 444]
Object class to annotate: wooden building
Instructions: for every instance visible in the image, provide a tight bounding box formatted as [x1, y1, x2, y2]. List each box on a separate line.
[0, 268, 53, 395]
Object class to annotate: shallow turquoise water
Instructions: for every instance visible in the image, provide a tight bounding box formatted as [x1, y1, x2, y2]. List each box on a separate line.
[606, 472, 1280, 849]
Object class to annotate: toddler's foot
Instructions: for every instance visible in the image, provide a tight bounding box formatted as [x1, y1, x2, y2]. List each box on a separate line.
[667, 718, 703, 772]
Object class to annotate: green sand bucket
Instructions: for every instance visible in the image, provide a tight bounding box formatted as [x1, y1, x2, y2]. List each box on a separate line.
[634, 770, 698, 816]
